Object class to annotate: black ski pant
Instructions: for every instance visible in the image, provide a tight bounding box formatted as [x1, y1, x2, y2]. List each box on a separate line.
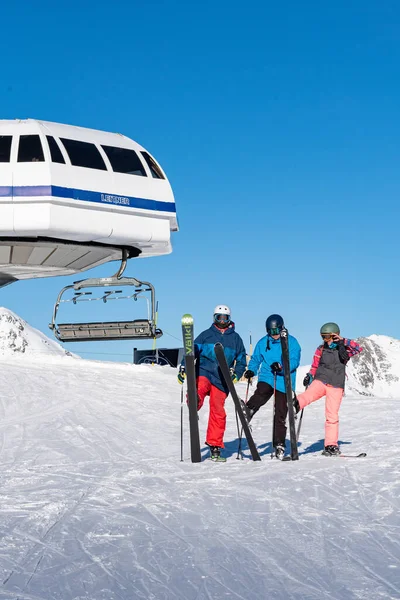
[246, 381, 287, 447]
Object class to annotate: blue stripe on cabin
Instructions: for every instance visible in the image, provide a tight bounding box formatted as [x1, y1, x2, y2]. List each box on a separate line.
[0, 185, 176, 213]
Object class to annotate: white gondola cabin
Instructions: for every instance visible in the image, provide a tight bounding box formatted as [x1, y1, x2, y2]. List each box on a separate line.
[0, 119, 178, 287]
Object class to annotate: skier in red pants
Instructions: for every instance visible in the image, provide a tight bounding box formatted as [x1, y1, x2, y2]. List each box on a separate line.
[178, 305, 246, 461]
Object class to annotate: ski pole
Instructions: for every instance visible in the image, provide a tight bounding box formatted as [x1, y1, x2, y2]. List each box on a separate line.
[296, 407, 304, 443]
[180, 386, 184, 461]
[151, 301, 159, 365]
[271, 373, 276, 459]
[235, 408, 243, 459]
[296, 386, 307, 443]
[236, 379, 251, 459]
[237, 338, 252, 459]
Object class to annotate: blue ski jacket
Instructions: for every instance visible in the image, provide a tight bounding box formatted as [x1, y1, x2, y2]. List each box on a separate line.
[248, 334, 301, 393]
[184, 323, 247, 393]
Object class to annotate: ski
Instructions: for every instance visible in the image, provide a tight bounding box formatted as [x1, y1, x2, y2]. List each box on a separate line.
[334, 453, 367, 458]
[181, 314, 201, 463]
[282, 452, 367, 461]
[280, 328, 299, 461]
[214, 342, 261, 461]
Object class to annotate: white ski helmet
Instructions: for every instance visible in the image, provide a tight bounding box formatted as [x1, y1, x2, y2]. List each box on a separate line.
[213, 304, 231, 328]
[213, 304, 231, 317]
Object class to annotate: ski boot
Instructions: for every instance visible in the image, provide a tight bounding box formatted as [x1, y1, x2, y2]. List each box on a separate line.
[275, 444, 286, 460]
[322, 445, 341, 456]
[207, 445, 227, 462]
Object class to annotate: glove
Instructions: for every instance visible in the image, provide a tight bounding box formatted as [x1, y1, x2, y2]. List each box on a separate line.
[337, 340, 349, 364]
[270, 362, 282, 374]
[244, 369, 255, 380]
[177, 365, 186, 384]
[303, 373, 313, 387]
[230, 368, 239, 384]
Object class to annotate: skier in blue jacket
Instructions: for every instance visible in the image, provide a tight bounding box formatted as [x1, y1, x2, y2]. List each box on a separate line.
[243, 314, 301, 460]
[178, 304, 247, 461]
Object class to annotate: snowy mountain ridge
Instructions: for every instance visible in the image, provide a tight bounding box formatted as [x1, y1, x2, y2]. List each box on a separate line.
[0, 306, 399, 397]
[0, 306, 73, 358]
[297, 334, 400, 398]
[346, 334, 400, 397]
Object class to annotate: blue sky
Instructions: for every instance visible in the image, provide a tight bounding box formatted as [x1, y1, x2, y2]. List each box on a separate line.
[1, 0, 399, 364]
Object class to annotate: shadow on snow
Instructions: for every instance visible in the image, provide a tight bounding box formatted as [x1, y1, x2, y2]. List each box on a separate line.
[217, 438, 354, 461]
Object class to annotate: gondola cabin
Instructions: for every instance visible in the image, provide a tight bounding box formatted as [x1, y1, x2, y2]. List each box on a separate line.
[0, 119, 177, 286]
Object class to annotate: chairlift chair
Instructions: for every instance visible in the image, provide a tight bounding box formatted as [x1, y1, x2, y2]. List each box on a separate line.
[49, 252, 162, 342]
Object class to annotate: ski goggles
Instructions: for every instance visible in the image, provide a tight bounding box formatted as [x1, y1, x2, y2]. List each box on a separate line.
[321, 333, 334, 340]
[269, 327, 282, 335]
[214, 313, 230, 323]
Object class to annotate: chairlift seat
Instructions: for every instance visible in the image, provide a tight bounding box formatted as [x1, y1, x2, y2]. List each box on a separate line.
[54, 319, 163, 342]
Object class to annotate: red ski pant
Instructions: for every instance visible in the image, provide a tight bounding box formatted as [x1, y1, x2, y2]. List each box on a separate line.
[197, 376, 228, 448]
[297, 379, 344, 446]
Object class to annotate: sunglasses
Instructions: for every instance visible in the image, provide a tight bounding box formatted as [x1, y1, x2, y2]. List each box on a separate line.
[321, 333, 335, 340]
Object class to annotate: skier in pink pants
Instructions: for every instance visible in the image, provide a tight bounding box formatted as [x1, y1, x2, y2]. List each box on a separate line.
[294, 322, 363, 456]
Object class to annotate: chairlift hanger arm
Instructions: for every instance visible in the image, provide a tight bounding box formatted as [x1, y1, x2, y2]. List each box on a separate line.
[113, 248, 128, 279]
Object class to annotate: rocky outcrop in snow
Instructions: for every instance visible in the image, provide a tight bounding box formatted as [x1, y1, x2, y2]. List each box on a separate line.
[297, 335, 400, 398]
[346, 335, 400, 397]
[0, 307, 72, 358]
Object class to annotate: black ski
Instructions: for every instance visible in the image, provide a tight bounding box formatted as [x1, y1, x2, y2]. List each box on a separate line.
[280, 328, 299, 461]
[214, 343, 261, 461]
[181, 314, 201, 463]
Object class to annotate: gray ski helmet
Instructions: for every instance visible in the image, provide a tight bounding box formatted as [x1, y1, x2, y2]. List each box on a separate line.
[266, 314, 284, 335]
[320, 322, 340, 335]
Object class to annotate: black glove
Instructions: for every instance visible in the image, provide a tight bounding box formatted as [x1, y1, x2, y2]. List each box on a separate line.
[303, 373, 313, 387]
[244, 369, 255, 380]
[270, 362, 282, 374]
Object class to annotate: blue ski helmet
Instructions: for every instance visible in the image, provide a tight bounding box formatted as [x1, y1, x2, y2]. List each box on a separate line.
[266, 314, 284, 336]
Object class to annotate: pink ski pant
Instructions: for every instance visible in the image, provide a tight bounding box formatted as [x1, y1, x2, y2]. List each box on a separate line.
[297, 380, 344, 446]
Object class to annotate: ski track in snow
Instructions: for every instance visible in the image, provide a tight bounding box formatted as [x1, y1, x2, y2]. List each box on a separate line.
[0, 358, 399, 599]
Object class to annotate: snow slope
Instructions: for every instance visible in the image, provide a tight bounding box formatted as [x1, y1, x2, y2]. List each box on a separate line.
[0, 314, 399, 599]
